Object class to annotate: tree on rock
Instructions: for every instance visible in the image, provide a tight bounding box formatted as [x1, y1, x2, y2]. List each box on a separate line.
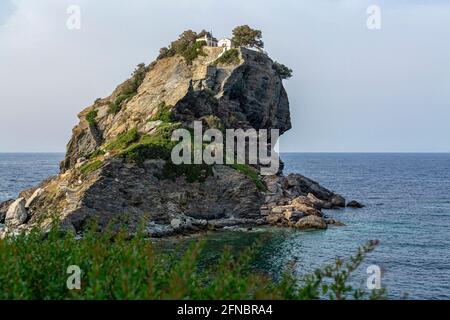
[232, 25, 264, 49]
[273, 61, 293, 80]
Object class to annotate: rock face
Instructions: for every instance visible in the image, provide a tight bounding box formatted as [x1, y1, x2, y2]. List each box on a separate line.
[0, 199, 13, 223]
[1, 44, 348, 236]
[5, 198, 27, 227]
[347, 200, 365, 208]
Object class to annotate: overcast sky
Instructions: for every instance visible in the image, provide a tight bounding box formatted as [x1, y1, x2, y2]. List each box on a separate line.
[0, 0, 449, 153]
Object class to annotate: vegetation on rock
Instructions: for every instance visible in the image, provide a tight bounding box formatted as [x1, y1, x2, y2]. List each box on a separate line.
[213, 49, 240, 66]
[108, 63, 149, 115]
[158, 30, 209, 65]
[85, 110, 98, 126]
[273, 61, 293, 80]
[80, 160, 103, 175]
[106, 128, 140, 151]
[232, 25, 264, 49]
[232, 164, 266, 191]
[150, 101, 173, 122]
[0, 224, 385, 300]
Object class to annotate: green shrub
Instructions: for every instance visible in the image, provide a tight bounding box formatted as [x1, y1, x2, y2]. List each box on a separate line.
[231, 164, 266, 191]
[182, 40, 207, 65]
[106, 128, 140, 151]
[119, 123, 181, 163]
[80, 160, 103, 175]
[108, 63, 148, 115]
[213, 49, 240, 66]
[85, 110, 98, 126]
[157, 30, 210, 64]
[273, 61, 293, 80]
[86, 149, 105, 159]
[150, 102, 173, 122]
[0, 224, 385, 300]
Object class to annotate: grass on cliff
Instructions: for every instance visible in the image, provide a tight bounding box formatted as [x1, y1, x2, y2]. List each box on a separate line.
[85, 110, 98, 126]
[150, 101, 173, 122]
[213, 48, 240, 66]
[80, 160, 103, 175]
[0, 223, 386, 300]
[108, 63, 148, 115]
[232, 164, 266, 191]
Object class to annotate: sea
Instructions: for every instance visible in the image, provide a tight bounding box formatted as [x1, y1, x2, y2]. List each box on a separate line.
[1, 152, 449, 299]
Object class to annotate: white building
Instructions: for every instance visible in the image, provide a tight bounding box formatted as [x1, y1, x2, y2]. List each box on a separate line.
[218, 38, 233, 50]
[196, 35, 218, 47]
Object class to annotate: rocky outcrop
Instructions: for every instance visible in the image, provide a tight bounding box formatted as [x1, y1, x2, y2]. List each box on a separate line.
[0, 199, 13, 223]
[347, 200, 365, 208]
[5, 198, 27, 227]
[2, 41, 349, 237]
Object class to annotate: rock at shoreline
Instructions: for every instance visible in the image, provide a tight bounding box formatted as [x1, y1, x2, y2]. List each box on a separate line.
[295, 215, 327, 230]
[347, 200, 365, 208]
[0, 199, 14, 223]
[5, 198, 28, 227]
[25, 188, 44, 210]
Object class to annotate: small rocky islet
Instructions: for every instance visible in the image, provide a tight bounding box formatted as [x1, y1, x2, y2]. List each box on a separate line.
[0, 29, 362, 238]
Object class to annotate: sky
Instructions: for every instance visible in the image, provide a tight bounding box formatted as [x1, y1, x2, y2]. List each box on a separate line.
[0, 0, 449, 153]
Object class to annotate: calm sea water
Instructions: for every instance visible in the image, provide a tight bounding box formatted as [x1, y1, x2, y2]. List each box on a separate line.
[1, 153, 449, 299]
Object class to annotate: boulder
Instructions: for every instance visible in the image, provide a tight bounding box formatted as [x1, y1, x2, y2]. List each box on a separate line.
[295, 215, 327, 230]
[0, 199, 14, 223]
[325, 219, 346, 226]
[290, 196, 322, 216]
[25, 188, 44, 209]
[284, 211, 305, 222]
[306, 193, 332, 209]
[5, 198, 28, 227]
[347, 200, 365, 208]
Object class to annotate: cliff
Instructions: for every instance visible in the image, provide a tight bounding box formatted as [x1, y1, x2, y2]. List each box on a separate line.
[0, 45, 346, 237]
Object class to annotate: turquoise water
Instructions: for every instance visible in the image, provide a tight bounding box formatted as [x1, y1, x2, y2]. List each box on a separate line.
[1, 153, 449, 299]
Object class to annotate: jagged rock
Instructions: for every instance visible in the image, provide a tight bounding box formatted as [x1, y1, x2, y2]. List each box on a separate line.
[326, 219, 346, 226]
[281, 174, 345, 208]
[284, 211, 305, 222]
[0, 199, 14, 223]
[5, 198, 28, 227]
[25, 188, 44, 209]
[347, 200, 365, 208]
[295, 215, 327, 230]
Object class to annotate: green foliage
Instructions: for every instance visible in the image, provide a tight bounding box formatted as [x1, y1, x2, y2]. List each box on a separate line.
[182, 40, 207, 65]
[232, 25, 264, 48]
[106, 128, 140, 151]
[232, 164, 266, 191]
[157, 30, 209, 64]
[108, 63, 148, 114]
[213, 49, 240, 66]
[119, 123, 180, 163]
[273, 61, 293, 80]
[0, 225, 385, 300]
[80, 160, 103, 175]
[150, 101, 173, 122]
[85, 110, 98, 126]
[86, 149, 105, 159]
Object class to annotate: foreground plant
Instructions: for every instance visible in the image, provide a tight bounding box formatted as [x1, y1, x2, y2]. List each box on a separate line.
[0, 225, 385, 300]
